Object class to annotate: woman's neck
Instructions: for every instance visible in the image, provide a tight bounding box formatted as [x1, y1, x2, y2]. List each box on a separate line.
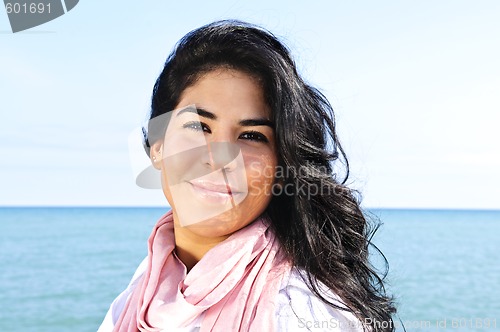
[173, 222, 230, 272]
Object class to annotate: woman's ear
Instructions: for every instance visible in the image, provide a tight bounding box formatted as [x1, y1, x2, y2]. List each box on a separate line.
[150, 141, 163, 170]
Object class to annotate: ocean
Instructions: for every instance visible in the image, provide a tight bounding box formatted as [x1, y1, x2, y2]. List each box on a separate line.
[0, 207, 498, 332]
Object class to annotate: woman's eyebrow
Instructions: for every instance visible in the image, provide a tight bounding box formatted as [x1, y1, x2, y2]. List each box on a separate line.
[176, 106, 274, 128]
[239, 118, 274, 128]
[176, 107, 216, 120]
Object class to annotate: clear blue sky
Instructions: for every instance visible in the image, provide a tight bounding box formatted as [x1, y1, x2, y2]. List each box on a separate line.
[1, 0, 499, 209]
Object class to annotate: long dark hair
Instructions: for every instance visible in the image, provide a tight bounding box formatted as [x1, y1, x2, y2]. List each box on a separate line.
[144, 20, 396, 331]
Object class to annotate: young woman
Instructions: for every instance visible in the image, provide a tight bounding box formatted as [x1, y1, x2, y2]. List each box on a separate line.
[98, 20, 396, 332]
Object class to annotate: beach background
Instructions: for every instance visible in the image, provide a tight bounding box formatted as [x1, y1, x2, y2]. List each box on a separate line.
[1, 1, 499, 331]
[1, 207, 498, 332]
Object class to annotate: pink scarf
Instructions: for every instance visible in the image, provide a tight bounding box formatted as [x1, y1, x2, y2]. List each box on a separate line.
[113, 211, 290, 331]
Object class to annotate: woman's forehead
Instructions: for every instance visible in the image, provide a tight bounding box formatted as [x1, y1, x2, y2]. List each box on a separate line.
[176, 69, 271, 120]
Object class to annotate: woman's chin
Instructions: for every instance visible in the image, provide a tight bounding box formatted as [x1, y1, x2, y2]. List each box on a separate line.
[181, 216, 240, 237]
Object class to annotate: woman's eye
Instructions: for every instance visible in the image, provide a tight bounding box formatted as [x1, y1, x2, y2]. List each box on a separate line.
[182, 121, 211, 133]
[239, 131, 269, 143]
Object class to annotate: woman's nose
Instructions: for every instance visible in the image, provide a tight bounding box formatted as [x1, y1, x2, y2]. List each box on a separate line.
[201, 141, 240, 172]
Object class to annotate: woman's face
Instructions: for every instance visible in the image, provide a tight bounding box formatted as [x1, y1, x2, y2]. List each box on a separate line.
[151, 69, 277, 237]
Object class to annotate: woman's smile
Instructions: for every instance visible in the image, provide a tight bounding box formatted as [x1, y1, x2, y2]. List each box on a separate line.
[187, 177, 245, 205]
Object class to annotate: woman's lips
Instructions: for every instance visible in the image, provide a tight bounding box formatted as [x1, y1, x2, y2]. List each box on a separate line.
[187, 180, 243, 204]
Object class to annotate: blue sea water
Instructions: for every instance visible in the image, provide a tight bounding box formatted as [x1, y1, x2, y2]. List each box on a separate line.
[372, 209, 500, 332]
[0, 207, 499, 332]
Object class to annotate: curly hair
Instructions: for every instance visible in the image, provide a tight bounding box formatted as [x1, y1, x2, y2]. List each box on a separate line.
[143, 20, 396, 331]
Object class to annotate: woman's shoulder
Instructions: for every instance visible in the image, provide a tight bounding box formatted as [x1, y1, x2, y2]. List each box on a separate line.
[276, 268, 365, 332]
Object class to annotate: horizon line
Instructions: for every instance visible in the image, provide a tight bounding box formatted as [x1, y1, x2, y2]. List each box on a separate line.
[1, 205, 499, 212]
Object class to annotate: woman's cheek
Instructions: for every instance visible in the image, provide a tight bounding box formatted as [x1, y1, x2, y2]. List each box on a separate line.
[161, 133, 209, 185]
[244, 155, 276, 196]
[163, 130, 207, 157]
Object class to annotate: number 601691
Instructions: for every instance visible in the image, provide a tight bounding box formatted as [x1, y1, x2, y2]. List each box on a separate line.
[5, 2, 51, 14]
